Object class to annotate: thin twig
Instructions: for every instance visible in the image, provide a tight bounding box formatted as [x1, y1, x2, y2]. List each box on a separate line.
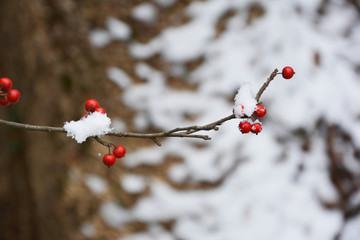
[93, 136, 113, 147]
[0, 69, 280, 143]
[152, 137, 161, 146]
[0, 119, 65, 132]
[107, 131, 211, 140]
[255, 68, 278, 102]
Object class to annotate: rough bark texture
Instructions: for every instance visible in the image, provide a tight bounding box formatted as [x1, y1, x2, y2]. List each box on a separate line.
[0, 1, 192, 239]
[0, 1, 103, 239]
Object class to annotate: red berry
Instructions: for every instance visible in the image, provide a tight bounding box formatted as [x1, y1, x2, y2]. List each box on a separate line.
[282, 66, 294, 79]
[0, 96, 9, 106]
[113, 145, 126, 158]
[103, 154, 116, 167]
[255, 104, 266, 118]
[7, 89, 20, 103]
[251, 123, 262, 134]
[239, 121, 252, 134]
[94, 107, 106, 114]
[0, 78, 12, 91]
[85, 99, 100, 112]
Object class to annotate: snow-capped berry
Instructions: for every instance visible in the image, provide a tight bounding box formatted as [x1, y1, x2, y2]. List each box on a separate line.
[251, 123, 262, 134]
[239, 121, 252, 134]
[113, 145, 126, 158]
[7, 89, 20, 103]
[85, 99, 100, 112]
[233, 83, 257, 118]
[255, 104, 266, 118]
[94, 107, 106, 114]
[0, 96, 9, 106]
[282, 66, 294, 79]
[0, 77, 12, 91]
[103, 154, 116, 167]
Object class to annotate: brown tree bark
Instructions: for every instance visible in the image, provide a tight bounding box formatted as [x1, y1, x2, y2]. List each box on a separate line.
[0, 0, 102, 239]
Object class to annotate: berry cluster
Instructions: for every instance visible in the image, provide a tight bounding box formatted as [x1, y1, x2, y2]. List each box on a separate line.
[236, 66, 295, 135]
[238, 104, 266, 135]
[103, 145, 126, 167]
[82, 98, 127, 167]
[82, 99, 106, 117]
[0, 77, 20, 106]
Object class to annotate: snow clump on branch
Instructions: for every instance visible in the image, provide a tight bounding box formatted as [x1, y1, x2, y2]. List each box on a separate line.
[64, 112, 113, 143]
[233, 83, 257, 118]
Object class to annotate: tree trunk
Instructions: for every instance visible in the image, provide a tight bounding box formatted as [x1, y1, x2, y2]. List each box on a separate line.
[0, 0, 102, 239]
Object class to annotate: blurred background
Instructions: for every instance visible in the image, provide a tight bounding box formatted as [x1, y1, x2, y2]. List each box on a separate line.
[1, 0, 360, 239]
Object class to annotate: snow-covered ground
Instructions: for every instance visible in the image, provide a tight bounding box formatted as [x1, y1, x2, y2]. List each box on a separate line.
[86, 0, 360, 239]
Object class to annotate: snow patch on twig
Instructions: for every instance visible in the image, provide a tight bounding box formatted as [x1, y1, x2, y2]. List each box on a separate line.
[233, 83, 257, 118]
[63, 112, 113, 143]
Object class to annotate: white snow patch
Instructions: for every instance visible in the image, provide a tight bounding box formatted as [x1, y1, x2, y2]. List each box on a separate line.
[134, 62, 164, 84]
[121, 174, 147, 194]
[133, 182, 204, 222]
[340, 215, 360, 240]
[106, 17, 132, 41]
[129, 38, 162, 59]
[100, 201, 132, 228]
[160, 21, 214, 62]
[121, 224, 175, 240]
[129, 20, 215, 62]
[132, 3, 158, 23]
[133, 112, 150, 131]
[233, 83, 257, 118]
[168, 164, 188, 183]
[111, 117, 127, 132]
[107, 66, 132, 89]
[80, 222, 96, 238]
[84, 174, 107, 196]
[64, 112, 112, 143]
[89, 29, 111, 48]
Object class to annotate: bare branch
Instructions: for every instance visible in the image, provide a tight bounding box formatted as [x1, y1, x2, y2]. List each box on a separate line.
[107, 131, 211, 140]
[255, 68, 278, 102]
[0, 119, 65, 132]
[0, 69, 280, 144]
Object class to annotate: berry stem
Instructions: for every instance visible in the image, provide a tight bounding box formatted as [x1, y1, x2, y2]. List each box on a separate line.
[255, 68, 279, 102]
[93, 136, 112, 147]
